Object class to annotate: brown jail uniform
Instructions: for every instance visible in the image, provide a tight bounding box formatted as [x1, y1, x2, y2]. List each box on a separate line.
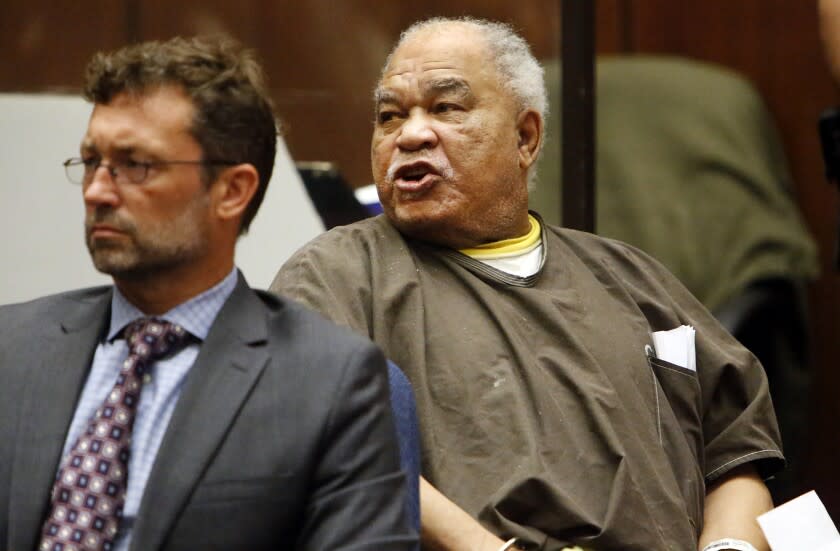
[270, 213, 783, 551]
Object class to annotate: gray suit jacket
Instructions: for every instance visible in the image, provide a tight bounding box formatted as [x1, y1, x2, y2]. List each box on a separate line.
[0, 274, 416, 550]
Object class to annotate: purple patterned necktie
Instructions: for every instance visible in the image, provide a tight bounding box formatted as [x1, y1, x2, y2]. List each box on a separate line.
[38, 318, 189, 551]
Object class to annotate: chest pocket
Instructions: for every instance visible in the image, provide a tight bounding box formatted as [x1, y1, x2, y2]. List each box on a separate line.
[648, 355, 705, 531]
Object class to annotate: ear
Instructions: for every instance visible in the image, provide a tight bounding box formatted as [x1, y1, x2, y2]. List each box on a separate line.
[211, 163, 259, 226]
[516, 109, 543, 171]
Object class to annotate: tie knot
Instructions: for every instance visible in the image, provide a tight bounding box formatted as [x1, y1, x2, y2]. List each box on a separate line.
[124, 317, 190, 362]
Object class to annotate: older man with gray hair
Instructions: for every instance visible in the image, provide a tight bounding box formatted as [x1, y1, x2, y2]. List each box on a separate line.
[272, 16, 782, 551]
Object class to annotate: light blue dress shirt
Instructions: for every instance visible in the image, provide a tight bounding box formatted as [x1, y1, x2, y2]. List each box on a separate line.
[58, 268, 238, 551]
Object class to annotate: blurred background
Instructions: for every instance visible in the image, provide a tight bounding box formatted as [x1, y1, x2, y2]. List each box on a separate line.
[2, 0, 839, 519]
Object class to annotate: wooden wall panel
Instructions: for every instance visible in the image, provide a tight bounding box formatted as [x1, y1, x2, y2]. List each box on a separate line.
[134, 0, 264, 41]
[253, 1, 400, 189]
[595, 0, 632, 53]
[0, 1, 128, 92]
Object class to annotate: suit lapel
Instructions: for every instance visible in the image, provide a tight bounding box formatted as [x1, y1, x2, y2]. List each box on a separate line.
[131, 278, 270, 551]
[8, 289, 111, 551]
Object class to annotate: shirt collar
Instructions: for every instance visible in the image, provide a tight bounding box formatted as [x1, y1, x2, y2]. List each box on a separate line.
[458, 214, 542, 260]
[107, 267, 239, 342]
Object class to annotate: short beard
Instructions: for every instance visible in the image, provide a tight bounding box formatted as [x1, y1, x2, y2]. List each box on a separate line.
[88, 236, 204, 281]
[85, 196, 210, 280]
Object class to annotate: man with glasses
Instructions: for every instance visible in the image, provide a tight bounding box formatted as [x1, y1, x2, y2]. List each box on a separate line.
[0, 36, 415, 551]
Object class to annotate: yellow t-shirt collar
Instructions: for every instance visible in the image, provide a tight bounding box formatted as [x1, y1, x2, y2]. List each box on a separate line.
[459, 214, 541, 259]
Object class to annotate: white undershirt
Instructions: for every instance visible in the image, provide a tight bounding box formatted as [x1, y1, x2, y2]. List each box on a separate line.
[475, 243, 543, 277]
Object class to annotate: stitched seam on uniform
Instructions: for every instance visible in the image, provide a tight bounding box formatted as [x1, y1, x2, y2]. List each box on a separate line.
[438, 214, 548, 287]
[650, 359, 697, 379]
[649, 364, 663, 445]
[706, 449, 781, 478]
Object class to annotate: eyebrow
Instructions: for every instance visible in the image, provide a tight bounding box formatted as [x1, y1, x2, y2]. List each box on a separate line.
[374, 88, 399, 107]
[422, 76, 472, 99]
[80, 140, 142, 158]
[374, 76, 474, 109]
[80, 138, 96, 152]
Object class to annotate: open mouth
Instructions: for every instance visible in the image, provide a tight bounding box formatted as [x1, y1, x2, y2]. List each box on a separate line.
[398, 164, 431, 181]
[393, 162, 438, 193]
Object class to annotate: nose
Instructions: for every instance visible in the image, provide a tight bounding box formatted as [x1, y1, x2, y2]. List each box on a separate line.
[395, 108, 438, 151]
[82, 164, 121, 208]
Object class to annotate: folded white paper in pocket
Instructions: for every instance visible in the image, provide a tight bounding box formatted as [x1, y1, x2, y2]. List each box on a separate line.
[757, 491, 840, 550]
[650, 325, 696, 371]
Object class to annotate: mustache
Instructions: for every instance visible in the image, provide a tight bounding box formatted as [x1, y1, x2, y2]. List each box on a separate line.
[385, 155, 454, 183]
[85, 208, 135, 235]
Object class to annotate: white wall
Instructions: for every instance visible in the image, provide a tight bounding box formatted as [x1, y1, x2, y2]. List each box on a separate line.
[0, 93, 323, 306]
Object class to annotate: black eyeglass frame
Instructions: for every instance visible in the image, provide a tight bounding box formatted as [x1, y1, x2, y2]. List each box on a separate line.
[62, 157, 238, 186]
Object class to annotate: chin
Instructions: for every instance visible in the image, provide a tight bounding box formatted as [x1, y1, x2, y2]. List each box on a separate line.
[92, 257, 140, 278]
[89, 244, 150, 276]
[389, 205, 437, 230]
[390, 216, 468, 248]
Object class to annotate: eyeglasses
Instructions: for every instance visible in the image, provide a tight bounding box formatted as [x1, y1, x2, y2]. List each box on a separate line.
[63, 157, 238, 186]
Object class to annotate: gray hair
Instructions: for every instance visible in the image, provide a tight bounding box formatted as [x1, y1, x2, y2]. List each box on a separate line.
[382, 17, 548, 187]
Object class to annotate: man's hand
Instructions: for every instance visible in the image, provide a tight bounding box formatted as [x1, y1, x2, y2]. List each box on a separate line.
[698, 463, 773, 551]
